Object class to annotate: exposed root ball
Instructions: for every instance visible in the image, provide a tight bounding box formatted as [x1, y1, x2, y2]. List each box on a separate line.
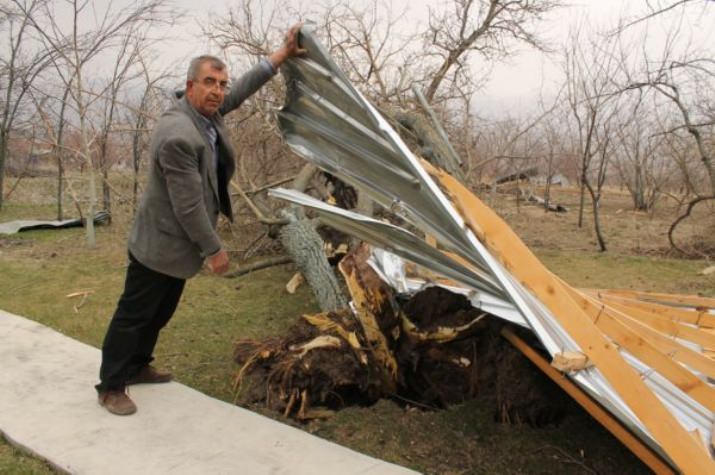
[234, 311, 384, 420]
[234, 285, 569, 426]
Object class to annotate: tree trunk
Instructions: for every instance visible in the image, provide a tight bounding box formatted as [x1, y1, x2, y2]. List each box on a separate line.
[0, 131, 6, 210]
[55, 86, 70, 220]
[132, 118, 142, 212]
[100, 96, 119, 217]
[56, 153, 64, 220]
[278, 212, 348, 312]
[578, 175, 586, 228]
[102, 166, 111, 215]
[247, 163, 349, 312]
[76, 73, 97, 248]
[586, 183, 607, 252]
[667, 195, 714, 256]
[131, 86, 151, 213]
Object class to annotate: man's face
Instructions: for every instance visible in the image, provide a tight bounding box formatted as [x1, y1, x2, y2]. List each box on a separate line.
[186, 61, 229, 117]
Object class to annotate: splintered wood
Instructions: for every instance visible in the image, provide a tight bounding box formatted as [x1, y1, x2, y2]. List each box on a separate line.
[338, 244, 400, 390]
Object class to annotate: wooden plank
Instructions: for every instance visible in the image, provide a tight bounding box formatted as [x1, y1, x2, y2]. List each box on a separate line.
[592, 289, 715, 310]
[565, 286, 715, 411]
[611, 306, 715, 379]
[584, 291, 715, 329]
[596, 297, 715, 349]
[501, 328, 676, 475]
[430, 164, 715, 474]
[704, 328, 715, 360]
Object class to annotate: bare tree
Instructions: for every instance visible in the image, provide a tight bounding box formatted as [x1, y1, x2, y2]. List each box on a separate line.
[26, 81, 73, 219]
[95, 31, 143, 217]
[616, 18, 715, 254]
[125, 54, 175, 211]
[612, 94, 673, 212]
[0, 0, 52, 209]
[562, 27, 617, 227]
[14, 0, 173, 247]
[422, 0, 560, 103]
[320, 1, 420, 105]
[562, 26, 621, 250]
[537, 114, 570, 211]
[615, 0, 714, 32]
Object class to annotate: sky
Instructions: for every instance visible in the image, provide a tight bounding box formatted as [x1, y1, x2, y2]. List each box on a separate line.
[474, 0, 715, 115]
[165, 0, 715, 116]
[18, 0, 715, 117]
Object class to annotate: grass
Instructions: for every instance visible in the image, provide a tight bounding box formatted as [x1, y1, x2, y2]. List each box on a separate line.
[1, 175, 713, 473]
[0, 435, 55, 475]
[537, 249, 714, 296]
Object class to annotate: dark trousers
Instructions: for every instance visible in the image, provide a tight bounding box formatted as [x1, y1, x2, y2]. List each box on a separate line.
[96, 253, 185, 392]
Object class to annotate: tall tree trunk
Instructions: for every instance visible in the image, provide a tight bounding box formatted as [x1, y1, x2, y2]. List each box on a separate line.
[55, 88, 70, 220]
[102, 166, 110, 215]
[586, 183, 607, 252]
[100, 98, 119, 217]
[578, 177, 586, 228]
[56, 152, 64, 220]
[132, 138, 140, 212]
[132, 92, 148, 213]
[0, 131, 6, 210]
[76, 73, 97, 248]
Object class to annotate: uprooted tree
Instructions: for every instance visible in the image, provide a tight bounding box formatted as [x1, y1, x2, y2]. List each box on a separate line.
[232, 244, 568, 424]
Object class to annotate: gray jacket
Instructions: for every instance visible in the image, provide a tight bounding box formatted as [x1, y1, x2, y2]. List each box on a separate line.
[128, 61, 275, 279]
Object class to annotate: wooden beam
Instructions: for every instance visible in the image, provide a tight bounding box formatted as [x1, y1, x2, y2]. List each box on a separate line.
[584, 291, 715, 329]
[591, 289, 715, 310]
[596, 296, 715, 349]
[501, 328, 676, 475]
[566, 286, 715, 411]
[611, 306, 715, 379]
[430, 163, 715, 474]
[705, 328, 715, 360]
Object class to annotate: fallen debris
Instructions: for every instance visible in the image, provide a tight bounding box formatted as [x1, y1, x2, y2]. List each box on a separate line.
[495, 167, 539, 185]
[701, 265, 715, 276]
[286, 272, 305, 294]
[66, 290, 94, 313]
[0, 211, 110, 235]
[258, 25, 714, 473]
[521, 189, 568, 212]
[550, 351, 592, 372]
[225, 256, 292, 278]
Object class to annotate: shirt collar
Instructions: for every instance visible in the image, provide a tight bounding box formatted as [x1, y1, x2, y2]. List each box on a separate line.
[195, 109, 214, 129]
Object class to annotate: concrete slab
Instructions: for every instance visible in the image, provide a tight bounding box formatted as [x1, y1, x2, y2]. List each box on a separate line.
[0, 309, 418, 474]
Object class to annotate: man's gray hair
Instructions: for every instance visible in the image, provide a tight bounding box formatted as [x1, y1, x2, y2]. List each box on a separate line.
[187, 55, 227, 81]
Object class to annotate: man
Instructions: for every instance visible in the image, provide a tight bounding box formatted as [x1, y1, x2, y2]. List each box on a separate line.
[95, 24, 305, 415]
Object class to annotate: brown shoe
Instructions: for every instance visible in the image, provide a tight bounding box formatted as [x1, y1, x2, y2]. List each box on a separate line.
[126, 365, 172, 385]
[98, 389, 137, 416]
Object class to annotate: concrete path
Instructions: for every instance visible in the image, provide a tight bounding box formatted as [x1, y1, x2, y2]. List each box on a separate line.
[0, 309, 417, 474]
